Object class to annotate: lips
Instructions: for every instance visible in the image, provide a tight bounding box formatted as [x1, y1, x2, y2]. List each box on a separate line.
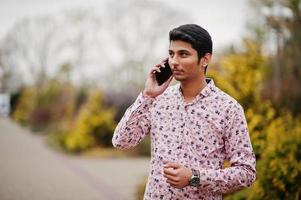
[172, 70, 183, 74]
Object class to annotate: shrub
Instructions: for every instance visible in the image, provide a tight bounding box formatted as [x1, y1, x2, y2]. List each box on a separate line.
[226, 112, 301, 200]
[12, 87, 36, 126]
[12, 79, 76, 132]
[63, 89, 116, 153]
[249, 113, 301, 200]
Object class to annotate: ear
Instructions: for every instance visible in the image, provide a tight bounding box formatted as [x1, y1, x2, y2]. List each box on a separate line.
[201, 53, 212, 67]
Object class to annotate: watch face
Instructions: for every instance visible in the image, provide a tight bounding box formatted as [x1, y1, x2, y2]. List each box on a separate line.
[189, 169, 200, 187]
[190, 176, 200, 187]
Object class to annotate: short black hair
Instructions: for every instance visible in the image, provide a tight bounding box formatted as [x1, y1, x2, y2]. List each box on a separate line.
[169, 24, 212, 73]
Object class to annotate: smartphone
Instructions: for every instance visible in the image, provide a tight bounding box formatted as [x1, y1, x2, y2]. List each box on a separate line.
[155, 60, 172, 85]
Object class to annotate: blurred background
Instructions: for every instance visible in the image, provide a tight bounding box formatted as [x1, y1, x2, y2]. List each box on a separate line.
[0, 0, 300, 199]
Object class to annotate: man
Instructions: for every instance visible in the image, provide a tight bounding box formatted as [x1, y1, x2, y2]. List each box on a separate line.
[112, 24, 256, 199]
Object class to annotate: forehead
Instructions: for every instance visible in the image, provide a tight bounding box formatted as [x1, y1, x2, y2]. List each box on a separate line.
[169, 40, 195, 52]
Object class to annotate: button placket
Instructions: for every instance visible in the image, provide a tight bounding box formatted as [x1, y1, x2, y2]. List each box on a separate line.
[181, 103, 196, 165]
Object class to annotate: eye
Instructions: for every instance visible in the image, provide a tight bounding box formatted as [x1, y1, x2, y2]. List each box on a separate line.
[168, 51, 174, 58]
[180, 52, 189, 57]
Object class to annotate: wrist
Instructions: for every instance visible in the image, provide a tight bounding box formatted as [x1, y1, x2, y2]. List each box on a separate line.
[143, 90, 156, 99]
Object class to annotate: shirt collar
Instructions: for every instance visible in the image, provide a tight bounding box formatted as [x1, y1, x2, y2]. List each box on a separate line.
[201, 78, 217, 97]
[176, 78, 217, 99]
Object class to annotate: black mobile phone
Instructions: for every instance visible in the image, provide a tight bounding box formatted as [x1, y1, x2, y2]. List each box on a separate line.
[155, 60, 172, 85]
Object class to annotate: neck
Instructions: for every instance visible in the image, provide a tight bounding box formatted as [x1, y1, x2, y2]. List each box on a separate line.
[180, 77, 207, 102]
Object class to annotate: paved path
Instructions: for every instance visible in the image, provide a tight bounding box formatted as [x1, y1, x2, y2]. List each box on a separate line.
[0, 118, 150, 200]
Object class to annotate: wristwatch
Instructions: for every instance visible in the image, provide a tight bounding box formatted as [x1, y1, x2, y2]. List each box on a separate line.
[189, 169, 200, 187]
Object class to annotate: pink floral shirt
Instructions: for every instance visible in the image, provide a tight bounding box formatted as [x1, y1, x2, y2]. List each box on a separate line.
[112, 79, 256, 200]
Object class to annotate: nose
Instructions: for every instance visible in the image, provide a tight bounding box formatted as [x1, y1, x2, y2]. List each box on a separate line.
[169, 57, 179, 68]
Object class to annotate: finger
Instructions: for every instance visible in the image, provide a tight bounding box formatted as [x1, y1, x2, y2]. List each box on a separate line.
[170, 184, 181, 189]
[163, 168, 177, 176]
[160, 58, 169, 67]
[161, 57, 169, 64]
[155, 62, 165, 69]
[166, 178, 179, 186]
[164, 162, 181, 169]
[150, 66, 161, 74]
[166, 180, 183, 189]
[154, 67, 161, 73]
[163, 173, 178, 182]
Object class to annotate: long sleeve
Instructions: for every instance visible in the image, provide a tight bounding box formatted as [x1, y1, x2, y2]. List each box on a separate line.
[112, 93, 154, 150]
[197, 103, 256, 194]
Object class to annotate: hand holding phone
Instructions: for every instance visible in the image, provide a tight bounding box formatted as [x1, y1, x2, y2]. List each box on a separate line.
[155, 60, 173, 85]
[143, 59, 173, 98]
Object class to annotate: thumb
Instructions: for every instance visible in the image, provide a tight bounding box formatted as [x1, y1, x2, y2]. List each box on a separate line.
[164, 162, 181, 169]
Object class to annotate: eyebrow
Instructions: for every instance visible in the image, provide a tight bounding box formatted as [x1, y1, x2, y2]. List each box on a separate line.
[169, 49, 191, 53]
[179, 49, 190, 53]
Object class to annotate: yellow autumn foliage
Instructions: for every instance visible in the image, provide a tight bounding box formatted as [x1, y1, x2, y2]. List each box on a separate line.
[63, 89, 116, 153]
[12, 87, 37, 125]
[210, 39, 275, 158]
[211, 39, 266, 104]
[12, 79, 76, 132]
[209, 39, 301, 199]
[246, 113, 301, 200]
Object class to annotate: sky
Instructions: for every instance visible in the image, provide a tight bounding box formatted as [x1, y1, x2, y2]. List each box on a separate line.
[0, 0, 254, 89]
[0, 0, 251, 51]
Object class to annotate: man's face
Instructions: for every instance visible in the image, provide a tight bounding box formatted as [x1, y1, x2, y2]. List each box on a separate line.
[168, 40, 205, 82]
